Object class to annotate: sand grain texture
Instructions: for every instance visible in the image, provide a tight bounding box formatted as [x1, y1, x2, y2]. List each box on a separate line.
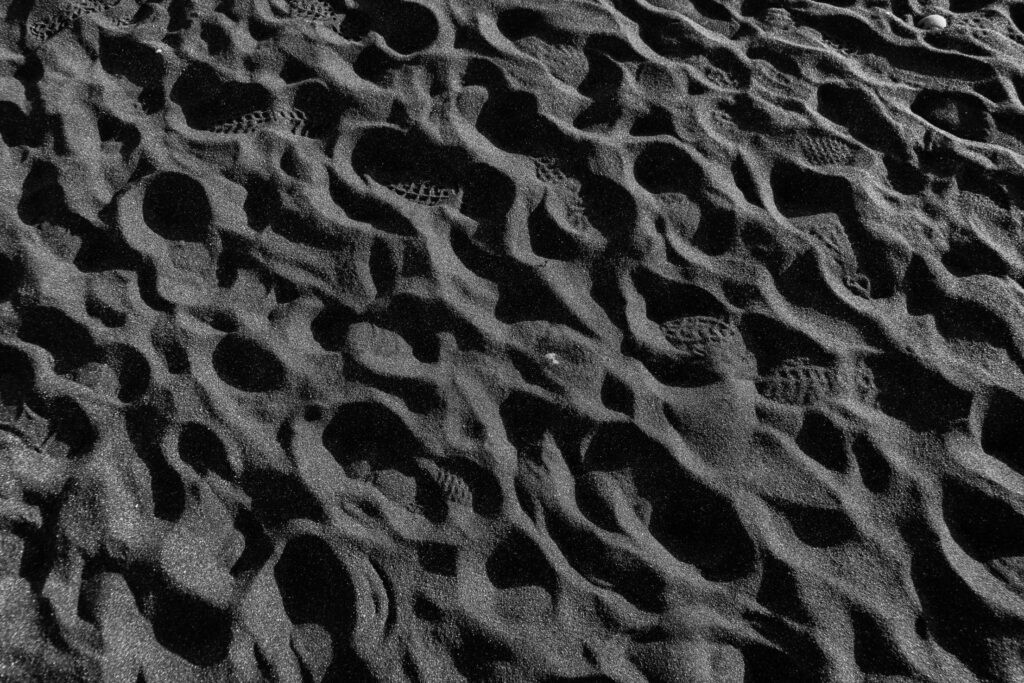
[1, 0, 1024, 679]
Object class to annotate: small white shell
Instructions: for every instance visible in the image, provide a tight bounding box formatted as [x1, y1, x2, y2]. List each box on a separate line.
[918, 14, 948, 30]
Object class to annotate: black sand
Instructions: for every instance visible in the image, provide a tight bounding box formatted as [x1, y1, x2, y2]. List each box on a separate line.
[2, 0, 1024, 679]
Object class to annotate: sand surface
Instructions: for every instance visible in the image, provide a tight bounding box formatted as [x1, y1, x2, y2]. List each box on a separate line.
[2, 0, 1024, 679]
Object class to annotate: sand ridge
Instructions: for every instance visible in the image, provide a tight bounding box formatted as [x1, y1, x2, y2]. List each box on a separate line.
[2, 0, 1024, 679]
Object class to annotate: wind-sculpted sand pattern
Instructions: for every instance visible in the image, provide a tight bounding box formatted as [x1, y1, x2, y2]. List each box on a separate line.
[3, 0, 1024, 678]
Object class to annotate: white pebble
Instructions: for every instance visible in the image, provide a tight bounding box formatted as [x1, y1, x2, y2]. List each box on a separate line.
[918, 14, 948, 30]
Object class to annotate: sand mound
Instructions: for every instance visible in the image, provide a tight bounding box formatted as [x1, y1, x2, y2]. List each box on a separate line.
[2, 0, 1024, 679]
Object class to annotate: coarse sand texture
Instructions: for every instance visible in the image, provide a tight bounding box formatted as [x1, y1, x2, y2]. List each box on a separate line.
[2, 0, 1024, 679]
